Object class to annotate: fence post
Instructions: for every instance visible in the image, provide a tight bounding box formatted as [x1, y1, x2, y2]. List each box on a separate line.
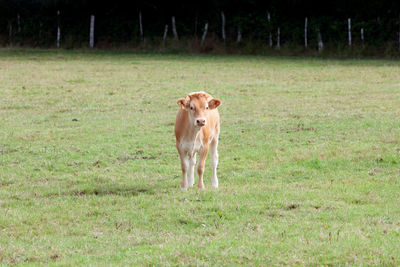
[348, 18, 352, 46]
[163, 24, 168, 44]
[277, 27, 280, 49]
[201, 23, 208, 46]
[361, 28, 364, 46]
[139, 11, 143, 42]
[172, 16, 178, 40]
[89, 15, 95, 48]
[221, 11, 226, 43]
[267, 12, 272, 47]
[57, 10, 61, 48]
[237, 26, 242, 43]
[9, 23, 13, 46]
[318, 30, 323, 52]
[17, 14, 21, 33]
[304, 17, 308, 48]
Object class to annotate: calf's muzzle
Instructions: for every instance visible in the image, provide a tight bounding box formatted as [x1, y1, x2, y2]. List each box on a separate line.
[195, 118, 206, 126]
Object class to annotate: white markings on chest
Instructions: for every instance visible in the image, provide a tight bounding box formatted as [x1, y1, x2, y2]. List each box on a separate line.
[180, 137, 203, 155]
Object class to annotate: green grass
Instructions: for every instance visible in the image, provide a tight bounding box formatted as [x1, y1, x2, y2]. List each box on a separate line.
[1, 49, 400, 265]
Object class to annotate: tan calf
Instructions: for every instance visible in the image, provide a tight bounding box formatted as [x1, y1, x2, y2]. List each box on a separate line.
[174, 91, 221, 189]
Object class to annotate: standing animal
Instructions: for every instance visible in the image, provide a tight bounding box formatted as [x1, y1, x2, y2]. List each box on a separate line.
[174, 91, 221, 189]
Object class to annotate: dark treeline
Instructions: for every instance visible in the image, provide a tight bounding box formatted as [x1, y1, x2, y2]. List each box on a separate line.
[0, 0, 399, 54]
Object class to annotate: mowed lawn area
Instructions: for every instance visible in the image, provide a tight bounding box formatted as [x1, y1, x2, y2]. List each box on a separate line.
[0, 49, 399, 265]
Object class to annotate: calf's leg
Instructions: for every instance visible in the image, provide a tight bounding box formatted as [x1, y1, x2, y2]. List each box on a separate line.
[188, 155, 196, 187]
[209, 138, 219, 188]
[197, 146, 209, 189]
[179, 152, 189, 190]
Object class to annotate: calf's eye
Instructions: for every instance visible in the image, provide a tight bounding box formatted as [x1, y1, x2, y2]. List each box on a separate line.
[190, 106, 194, 110]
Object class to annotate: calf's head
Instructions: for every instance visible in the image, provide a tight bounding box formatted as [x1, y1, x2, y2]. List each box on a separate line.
[177, 92, 221, 127]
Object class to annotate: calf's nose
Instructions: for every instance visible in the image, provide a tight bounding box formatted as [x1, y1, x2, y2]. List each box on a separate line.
[196, 119, 206, 126]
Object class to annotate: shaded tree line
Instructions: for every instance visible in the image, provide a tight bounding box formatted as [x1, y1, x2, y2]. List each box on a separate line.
[0, 0, 399, 52]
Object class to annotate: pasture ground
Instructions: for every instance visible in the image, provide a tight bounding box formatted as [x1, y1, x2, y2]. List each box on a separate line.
[0, 49, 400, 265]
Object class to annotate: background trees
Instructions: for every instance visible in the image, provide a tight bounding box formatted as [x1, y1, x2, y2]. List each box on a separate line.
[0, 0, 399, 53]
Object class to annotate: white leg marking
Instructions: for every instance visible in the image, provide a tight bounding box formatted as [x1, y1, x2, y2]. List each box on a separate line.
[210, 139, 219, 189]
[188, 155, 196, 187]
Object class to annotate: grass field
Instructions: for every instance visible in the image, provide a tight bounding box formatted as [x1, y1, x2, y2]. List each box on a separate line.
[0, 49, 400, 265]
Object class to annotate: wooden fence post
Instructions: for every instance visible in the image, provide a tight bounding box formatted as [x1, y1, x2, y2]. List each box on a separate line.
[221, 11, 226, 43]
[17, 14, 21, 33]
[304, 17, 308, 48]
[277, 27, 280, 49]
[139, 11, 143, 42]
[348, 18, 352, 46]
[89, 15, 95, 48]
[267, 12, 272, 47]
[172, 16, 178, 40]
[9, 23, 13, 46]
[163, 24, 168, 44]
[237, 26, 242, 43]
[361, 28, 364, 46]
[57, 10, 61, 48]
[318, 30, 323, 52]
[201, 23, 208, 46]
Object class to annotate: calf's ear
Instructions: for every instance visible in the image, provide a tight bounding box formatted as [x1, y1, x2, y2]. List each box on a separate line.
[208, 98, 221, 109]
[177, 98, 187, 109]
